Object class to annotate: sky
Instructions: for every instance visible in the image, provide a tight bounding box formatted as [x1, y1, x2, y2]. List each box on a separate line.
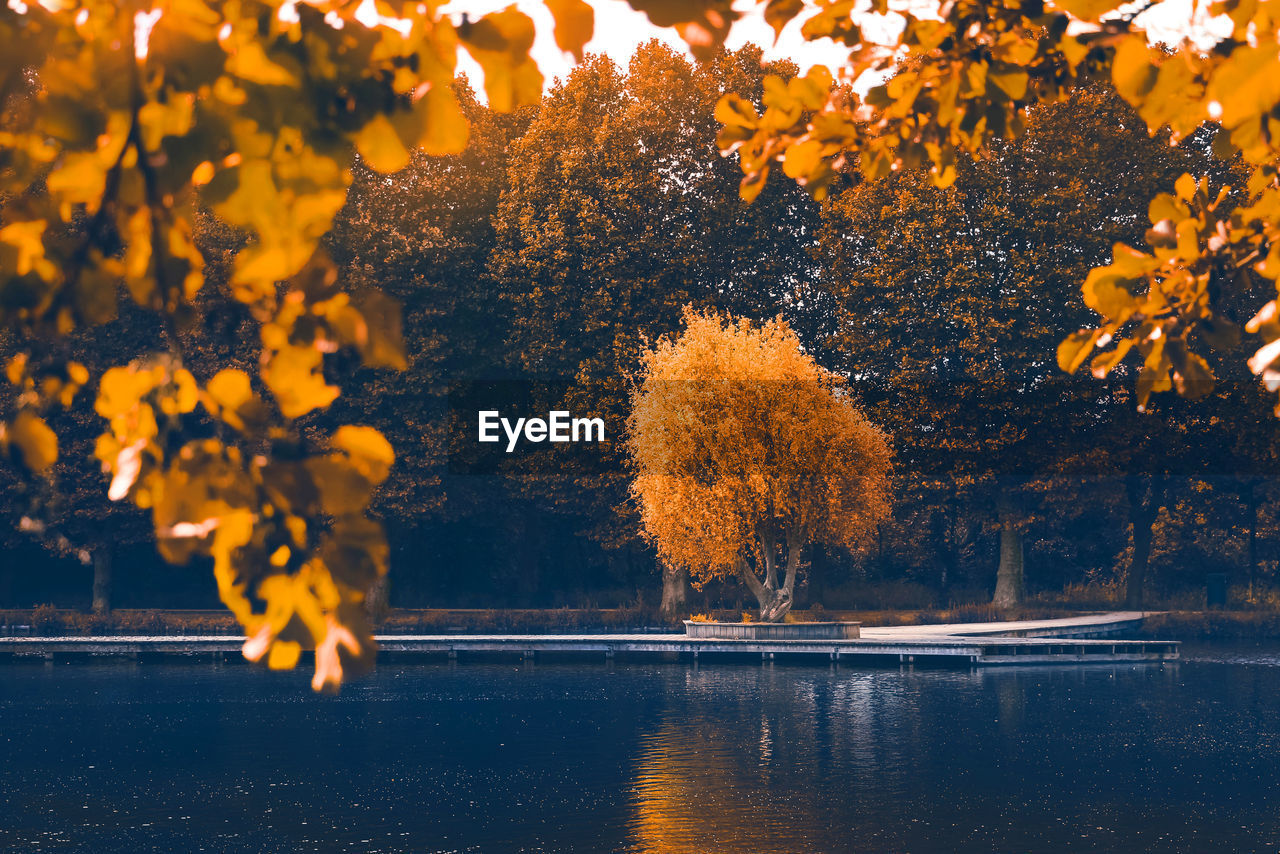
[438, 0, 1232, 97]
[440, 0, 859, 91]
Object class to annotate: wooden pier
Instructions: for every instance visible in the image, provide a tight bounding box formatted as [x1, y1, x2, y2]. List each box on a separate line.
[0, 612, 1178, 666]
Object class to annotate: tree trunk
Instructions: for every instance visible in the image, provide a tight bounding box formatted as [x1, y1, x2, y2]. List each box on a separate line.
[934, 504, 956, 592]
[754, 585, 794, 622]
[1125, 474, 1163, 609]
[365, 573, 390, 625]
[739, 531, 802, 622]
[659, 564, 690, 623]
[807, 544, 828, 608]
[92, 549, 112, 614]
[992, 499, 1023, 609]
[1247, 481, 1259, 601]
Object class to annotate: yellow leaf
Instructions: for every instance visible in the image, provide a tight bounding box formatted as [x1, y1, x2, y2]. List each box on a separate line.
[160, 369, 199, 415]
[333, 425, 395, 483]
[1148, 192, 1188, 224]
[458, 8, 544, 113]
[0, 220, 55, 279]
[191, 160, 215, 186]
[1082, 269, 1138, 319]
[46, 153, 109, 211]
[263, 345, 340, 419]
[788, 67, 832, 111]
[1175, 218, 1201, 262]
[1057, 329, 1101, 373]
[95, 366, 158, 419]
[418, 85, 470, 156]
[225, 41, 300, 88]
[739, 167, 769, 203]
[544, 0, 594, 62]
[764, 0, 804, 38]
[1174, 173, 1197, 202]
[989, 68, 1028, 101]
[1208, 44, 1280, 128]
[8, 411, 57, 473]
[1111, 36, 1157, 103]
[1053, 0, 1122, 21]
[715, 94, 759, 129]
[207, 368, 253, 412]
[781, 139, 824, 181]
[354, 114, 410, 174]
[6, 353, 27, 386]
[137, 94, 195, 152]
[1089, 339, 1133, 378]
[268, 640, 301, 670]
[1109, 242, 1158, 278]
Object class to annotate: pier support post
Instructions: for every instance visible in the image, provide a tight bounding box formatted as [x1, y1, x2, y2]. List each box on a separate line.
[448, 649, 458, 660]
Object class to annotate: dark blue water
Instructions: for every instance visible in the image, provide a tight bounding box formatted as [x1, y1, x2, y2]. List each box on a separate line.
[2, 644, 1279, 852]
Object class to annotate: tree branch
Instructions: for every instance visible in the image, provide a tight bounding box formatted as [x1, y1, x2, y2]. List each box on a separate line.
[781, 527, 803, 598]
[758, 523, 778, 590]
[736, 556, 767, 608]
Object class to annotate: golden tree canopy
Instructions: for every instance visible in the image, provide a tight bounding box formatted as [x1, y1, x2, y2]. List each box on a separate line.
[627, 309, 892, 619]
[0, 0, 750, 690]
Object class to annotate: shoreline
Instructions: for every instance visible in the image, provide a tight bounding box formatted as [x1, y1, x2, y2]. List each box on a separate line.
[0, 614, 1178, 667]
[8, 607, 1280, 639]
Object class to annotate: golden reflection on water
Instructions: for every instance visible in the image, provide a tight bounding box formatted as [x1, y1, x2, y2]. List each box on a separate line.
[623, 665, 1175, 852]
[629, 715, 790, 854]
[624, 666, 942, 853]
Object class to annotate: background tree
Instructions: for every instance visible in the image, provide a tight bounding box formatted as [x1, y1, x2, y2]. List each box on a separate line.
[714, 0, 1280, 425]
[0, 0, 602, 689]
[489, 41, 825, 619]
[627, 309, 892, 622]
[324, 81, 533, 613]
[814, 85, 1232, 607]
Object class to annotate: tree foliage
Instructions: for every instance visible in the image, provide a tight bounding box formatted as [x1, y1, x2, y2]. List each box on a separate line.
[0, 0, 738, 689]
[813, 84, 1280, 605]
[627, 308, 892, 621]
[10, 0, 1280, 685]
[713, 0, 1280, 417]
[489, 42, 824, 565]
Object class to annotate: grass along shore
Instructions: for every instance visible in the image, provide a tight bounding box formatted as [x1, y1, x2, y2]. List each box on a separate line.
[5, 604, 1280, 639]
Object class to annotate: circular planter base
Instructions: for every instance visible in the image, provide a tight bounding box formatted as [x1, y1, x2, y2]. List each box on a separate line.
[683, 620, 861, 640]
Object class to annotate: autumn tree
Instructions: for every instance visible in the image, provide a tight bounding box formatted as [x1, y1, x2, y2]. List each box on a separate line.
[490, 41, 826, 619]
[0, 0, 655, 689]
[815, 85, 1232, 607]
[709, 0, 1280, 427]
[627, 309, 892, 622]
[322, 81, 532, 613]
[12, 0, 1280, 685]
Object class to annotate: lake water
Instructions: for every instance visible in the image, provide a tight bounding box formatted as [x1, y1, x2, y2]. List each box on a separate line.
[2, 643, 1279, 852]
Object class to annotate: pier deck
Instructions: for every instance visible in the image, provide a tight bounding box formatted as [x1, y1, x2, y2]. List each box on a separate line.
[0, 612, 1176, 665]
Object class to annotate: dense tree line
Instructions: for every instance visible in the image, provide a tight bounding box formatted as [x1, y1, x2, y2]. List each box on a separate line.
[6, 42, 1280, 615]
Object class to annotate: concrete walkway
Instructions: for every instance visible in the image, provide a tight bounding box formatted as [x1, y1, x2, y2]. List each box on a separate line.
[861, 611, 1150, 640]
[0, 612, 1174, 666]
